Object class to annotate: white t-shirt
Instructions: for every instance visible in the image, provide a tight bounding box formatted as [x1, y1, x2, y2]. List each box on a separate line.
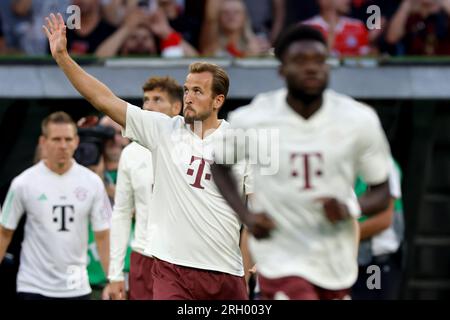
[0, 161, 111, 297]
[109, 142, 154, 282]
[371, 158, 402, 256]
[124, 104, 249, 277]
[215, 88, 391, 290]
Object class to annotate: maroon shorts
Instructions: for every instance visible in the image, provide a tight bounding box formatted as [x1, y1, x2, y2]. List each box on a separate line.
[151, 258, 248, 300]
[258, 275, 351, 300]
[129, 251, 154, 300]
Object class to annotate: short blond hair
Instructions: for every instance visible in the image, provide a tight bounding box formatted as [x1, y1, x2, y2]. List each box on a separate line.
[41, 111, 77, 137]
[188, 62, 230, 98]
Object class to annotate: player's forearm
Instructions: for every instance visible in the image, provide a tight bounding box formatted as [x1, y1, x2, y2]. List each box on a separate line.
[94, 230, 110, 277]
[211, 164, 252, 224]
[358, 180, 390, 216]
[108, 212, 133, 281]
[0, 226, 14, 263]
[54, 51, 127, 126]
[359, 199, 394, 240]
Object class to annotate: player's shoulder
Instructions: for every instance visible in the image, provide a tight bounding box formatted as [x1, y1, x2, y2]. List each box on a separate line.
[326, 89, 380, 124]
[122, 141, 152, 156]
[228, 88, 287, 126]
[11, 162, 43, 187]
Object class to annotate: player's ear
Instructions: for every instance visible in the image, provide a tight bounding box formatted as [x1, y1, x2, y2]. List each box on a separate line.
[214, 94, 225, 111]
[39, 135, 46, 146]
[74, 134, 80, 149]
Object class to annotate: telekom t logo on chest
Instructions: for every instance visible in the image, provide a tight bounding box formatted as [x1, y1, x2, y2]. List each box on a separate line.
[290, 152, 324, 190]
[186, 156, 214, 190]
[52, 205, 75, 232]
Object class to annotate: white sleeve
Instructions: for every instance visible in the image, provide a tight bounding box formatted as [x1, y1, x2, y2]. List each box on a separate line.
[0, 179, 25, 230]
[243, 163, 254, 196]
[214, 110, 250, 166]
[90, 177, 112, 232]
[108, 151, 134, 282]
[388, 159, 402, 199]
[124, 103, 172, 151]
[355, 111, 391, 185]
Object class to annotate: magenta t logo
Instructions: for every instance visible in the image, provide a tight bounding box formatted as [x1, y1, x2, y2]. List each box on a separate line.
[291, 152, 324, 190]
[186, 156, 214, 189]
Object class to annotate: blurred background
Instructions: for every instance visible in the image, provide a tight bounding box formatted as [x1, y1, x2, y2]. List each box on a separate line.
[0, 0, 449, 300]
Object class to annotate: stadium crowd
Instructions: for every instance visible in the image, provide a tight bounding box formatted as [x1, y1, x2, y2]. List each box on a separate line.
[0, 0, 450, 57]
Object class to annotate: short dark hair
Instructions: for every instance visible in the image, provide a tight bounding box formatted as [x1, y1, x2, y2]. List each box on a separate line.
[142, 76, 183, 104]
[188, 62, 229, 98]
[41, 111, 77, 137]
[274, 24, 327, 61]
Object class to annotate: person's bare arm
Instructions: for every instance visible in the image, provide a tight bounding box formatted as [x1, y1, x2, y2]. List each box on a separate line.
[94, 230, 110, 276]
[0, 226, 14, 263]
[358, 180, 390, 217]
[386, 0, 413, 44]
[43, 13, 127, 126]
[270, 0, 285, 44]
[199, 0, 221, 55]
[239, 227, 254, 284]
[211, 163, 275, 239]
[360, 198, 395, 240]
[441, 0, 450, 16]
[11, 0, 32, 17]
[96, 9, 148, 58]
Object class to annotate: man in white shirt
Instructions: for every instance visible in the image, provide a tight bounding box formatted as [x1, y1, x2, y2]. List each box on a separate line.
[107, 76, 183, 300]
[0, 112, 111, 299]
[211, 25, 392, 300]
[44, 13, 249, 299]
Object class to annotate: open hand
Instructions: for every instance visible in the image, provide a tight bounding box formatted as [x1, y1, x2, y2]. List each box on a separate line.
[43, 13, 68, 58]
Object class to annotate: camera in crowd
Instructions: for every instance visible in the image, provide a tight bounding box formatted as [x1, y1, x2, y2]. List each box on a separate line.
[74, 124, 115, 167]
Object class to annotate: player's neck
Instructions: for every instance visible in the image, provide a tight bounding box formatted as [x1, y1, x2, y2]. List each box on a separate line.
[286, 93, 323, 120]
[189, 116, 221, 139]
[44, 159, 74, 175]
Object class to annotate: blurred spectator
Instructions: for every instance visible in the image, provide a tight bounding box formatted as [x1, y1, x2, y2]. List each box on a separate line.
[98, 116, 129, 202]
[0, 16, 6, 54]
[155, 0, 202, 49]
[200, 0, 269, 57]
[350, 0, 401, 55]
[101, 0, 202, 49]
[302, 0, 370, 57]
[96, 8, 198, 58]
[243, 0, 285, 45]
[386, 0, 450, 55]
[352, 158, 405, 300]
[284, 0, 319, 28]
[0, 0, 69, 55]
[66, 0, 117, 55]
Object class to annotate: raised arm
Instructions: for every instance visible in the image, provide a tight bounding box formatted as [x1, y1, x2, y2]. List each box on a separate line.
[385, 0, 413, 45]
[43, 13, 127, 126]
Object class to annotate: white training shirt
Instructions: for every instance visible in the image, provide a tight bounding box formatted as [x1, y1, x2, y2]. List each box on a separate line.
[0, 161, 111, 298]
[109, 142, 154, 282]
[124, 103, 248, 277]
[371, 158, 402, 256]
[215, 88, 391, 290]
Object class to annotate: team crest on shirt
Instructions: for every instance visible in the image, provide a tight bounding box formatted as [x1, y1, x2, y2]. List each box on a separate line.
[74, 187, 88, 201]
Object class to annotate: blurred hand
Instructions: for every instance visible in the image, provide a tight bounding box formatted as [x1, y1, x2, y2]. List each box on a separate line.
[317, 197, 351, 224]
[245, 212, 276, 239]
[108, 281, 127, 300]
[148, 9, 173, 39]
[43, 13, 68, 58]
[123, 8, 148, 31]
